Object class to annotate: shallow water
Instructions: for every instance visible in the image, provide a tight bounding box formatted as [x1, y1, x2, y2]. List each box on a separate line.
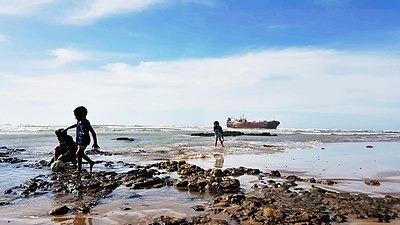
[1, 125, 400, 224]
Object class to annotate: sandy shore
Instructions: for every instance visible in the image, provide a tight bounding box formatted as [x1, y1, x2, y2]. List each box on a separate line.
[1, 142, 400, 224]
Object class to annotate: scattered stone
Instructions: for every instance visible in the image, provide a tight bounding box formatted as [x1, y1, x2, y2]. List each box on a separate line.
[49, 205, 70, 215]
[115, 137, 135, 141]
[365, 179, 381, 186]
[0, 157, 27, 164]
[5, 160, 400, 224]
[319, 179, 337, 186]
[269, 170, 281, 177]
[366, 145, 374, 148]
[0, 200, 10, 206]
[191, 205, 205, 211]
[333, 214, 347, 223]
[304, 177, 317, 183]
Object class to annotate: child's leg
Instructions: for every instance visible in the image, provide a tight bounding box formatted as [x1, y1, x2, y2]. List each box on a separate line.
[82, 154, 95, 172]
[53, 145, 63, 162]
[76, 145, 85, 171]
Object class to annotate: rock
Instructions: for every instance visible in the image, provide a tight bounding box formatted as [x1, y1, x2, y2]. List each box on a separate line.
[49, 205, 70, 215]
[365, 179, 380, 186]
[310, 185, 327, 194]
[178, 163, 205, 176]
[192, 205, 205, 211]
[286, 175, 303, 182]
[333, 214, 347, 223]
[0, 200, 10, 206]
[151, 216, 187, 225]
[263, 207, 286, 220]
[209, 168, 225, 177]
[115, 137, 134, 141]
[0, 157, 26, 164]
[319, 179, 337, 186]
[50, 160, 66, 172]
[304, 177, 317, 183]
[269, 170, 281, 177]
[366, 145, 374, 148]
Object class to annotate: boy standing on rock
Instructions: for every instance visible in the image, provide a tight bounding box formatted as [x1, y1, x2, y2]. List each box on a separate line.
[65, 106, 99, 172]
[213, 121, 225, 147]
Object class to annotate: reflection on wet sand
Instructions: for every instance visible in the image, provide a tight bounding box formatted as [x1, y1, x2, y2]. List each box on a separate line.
[52, 213, 93, 225]
[213, 153, 224, 169]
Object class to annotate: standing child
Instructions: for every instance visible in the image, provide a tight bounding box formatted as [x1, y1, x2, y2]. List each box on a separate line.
[213, 121, 225, 147]
[65, 106, 99, 172]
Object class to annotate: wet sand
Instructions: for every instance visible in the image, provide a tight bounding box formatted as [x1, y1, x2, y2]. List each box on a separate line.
[1, 142, 400, 224]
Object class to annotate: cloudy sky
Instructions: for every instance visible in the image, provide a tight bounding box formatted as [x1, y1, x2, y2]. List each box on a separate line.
[0, 0, 399, 130]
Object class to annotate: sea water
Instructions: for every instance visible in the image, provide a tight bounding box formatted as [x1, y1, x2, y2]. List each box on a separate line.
[0, 124, 400, 201]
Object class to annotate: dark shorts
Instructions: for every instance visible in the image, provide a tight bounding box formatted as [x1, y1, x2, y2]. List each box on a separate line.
[215, 132, 223, 140]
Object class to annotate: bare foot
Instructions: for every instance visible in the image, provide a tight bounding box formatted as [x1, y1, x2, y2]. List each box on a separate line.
[89, 161, 95, 172]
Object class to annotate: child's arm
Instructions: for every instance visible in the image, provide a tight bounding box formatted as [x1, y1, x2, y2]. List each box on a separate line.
[88, 124, 100, 149]
[64, 124, 76, 131]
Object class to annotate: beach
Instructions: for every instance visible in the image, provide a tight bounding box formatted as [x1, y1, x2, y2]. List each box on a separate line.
[0, 125, 400, 224]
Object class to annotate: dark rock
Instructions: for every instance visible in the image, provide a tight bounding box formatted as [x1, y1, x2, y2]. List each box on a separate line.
[319, 179, 337, 186]
[269, 170, 281, 177]
[365, 179, 380, 186]
[191, 205, 205, 211]
[49, 205, 70, 215]
[5, 160, 400, 225]
[151, 216, 187, 225]
[209, 168, 225, 177]
[286, 175, 303, 182]
[178, 163, 205, 176]
[304, 177, 317, 183]
[115, 137, 134, 141]
[0, 200, 10, 206]
[0, 157, 26, 164]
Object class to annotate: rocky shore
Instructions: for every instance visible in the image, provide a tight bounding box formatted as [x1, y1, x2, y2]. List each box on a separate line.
[1, 154, 400, 224]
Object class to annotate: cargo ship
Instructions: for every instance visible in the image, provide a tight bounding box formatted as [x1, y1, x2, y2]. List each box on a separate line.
[226, 117, 280, 129]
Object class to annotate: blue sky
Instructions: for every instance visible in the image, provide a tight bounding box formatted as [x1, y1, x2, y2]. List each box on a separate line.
[1, 0, 400, 130]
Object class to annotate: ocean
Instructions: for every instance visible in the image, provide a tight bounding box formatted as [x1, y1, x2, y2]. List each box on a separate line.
[1, 124, 400, 224]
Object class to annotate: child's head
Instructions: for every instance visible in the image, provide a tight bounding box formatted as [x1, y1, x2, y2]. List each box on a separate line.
[74, 106, 88, 120]
[214, 121, 219, 126]
[55, 129, 67, 141]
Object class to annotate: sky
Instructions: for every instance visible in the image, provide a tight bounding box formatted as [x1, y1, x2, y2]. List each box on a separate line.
[0, 0, 400, 130]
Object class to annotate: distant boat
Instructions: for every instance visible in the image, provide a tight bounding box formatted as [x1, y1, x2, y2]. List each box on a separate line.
[226, 116, 280, 129]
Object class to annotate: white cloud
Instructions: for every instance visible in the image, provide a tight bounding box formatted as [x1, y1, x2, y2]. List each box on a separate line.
[0, 0, 53, 15]
[64, 0, 164, 25]
[1, 48, 399, 127]
[48, 48, 91, 66]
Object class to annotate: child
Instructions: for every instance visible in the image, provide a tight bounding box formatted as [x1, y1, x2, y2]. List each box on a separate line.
[49, 128, 77, 168]
[65, 106, 99, 172]
[213, 121, 224, 147]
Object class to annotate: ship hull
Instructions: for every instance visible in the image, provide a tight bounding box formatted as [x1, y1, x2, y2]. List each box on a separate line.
[226, 118, 280, 129]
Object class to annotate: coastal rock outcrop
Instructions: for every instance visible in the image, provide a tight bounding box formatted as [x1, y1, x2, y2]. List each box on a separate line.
[3, 160, 400, 224]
